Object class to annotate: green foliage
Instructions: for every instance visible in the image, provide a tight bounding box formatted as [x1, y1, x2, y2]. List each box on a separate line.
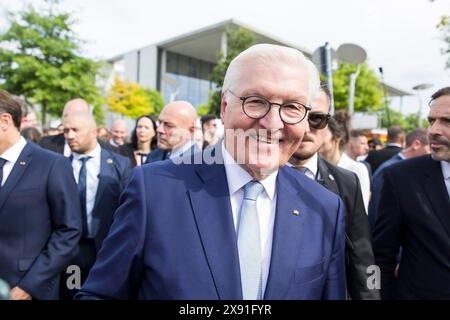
[107, 77, 164, 118]
[0, 0, 104, 125]
[196, 104, 210, 117]
[208, 27, 256, 116]
[144, 87, 164, 116]
[380, 108, 428, 132]
[437, 15, 450, 69]
[332, 62, 384, 112]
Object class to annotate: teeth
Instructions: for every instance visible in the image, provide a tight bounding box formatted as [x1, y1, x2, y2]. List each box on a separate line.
[250, 135, 279, 144]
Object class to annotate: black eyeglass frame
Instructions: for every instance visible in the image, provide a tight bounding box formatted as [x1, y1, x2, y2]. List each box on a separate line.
[227, 90, 311, 125]
[308, 112, 331, 130]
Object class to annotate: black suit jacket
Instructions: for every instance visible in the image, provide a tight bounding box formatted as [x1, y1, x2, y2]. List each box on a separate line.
[0, 142, 81, 299]
[39, 133, 119, 155]
[316, 157, 380, 300]
[373, 155, 450, 299]
[365, 145, 402, 172]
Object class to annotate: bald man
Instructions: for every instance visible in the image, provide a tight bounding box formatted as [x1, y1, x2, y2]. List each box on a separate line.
[60, 112, 132, 299]
[39, 99, 118, 155]
[109, 119, 128, 147]
[145, 100, 198, 163]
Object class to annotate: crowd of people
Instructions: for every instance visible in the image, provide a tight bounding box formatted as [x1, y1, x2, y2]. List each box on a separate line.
[0, 43, 449, 300]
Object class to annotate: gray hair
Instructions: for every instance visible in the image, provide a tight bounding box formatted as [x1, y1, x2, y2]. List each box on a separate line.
[222, 44, 320, 103]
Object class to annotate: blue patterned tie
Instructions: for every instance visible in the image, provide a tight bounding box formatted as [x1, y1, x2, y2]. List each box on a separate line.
[78, 156, 92, 237]
[0, 157, 7, 188]
[237, 180, 265, 300]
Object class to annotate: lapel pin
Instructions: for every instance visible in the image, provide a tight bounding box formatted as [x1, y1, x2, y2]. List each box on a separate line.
[292, 209, 300, 216]
[328, 174, 335, 181]
[107, 158, 113, 164]
[19, 161, 26, 166]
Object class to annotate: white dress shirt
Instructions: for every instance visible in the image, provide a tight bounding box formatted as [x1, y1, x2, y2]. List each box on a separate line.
[170, 140, 195, 159]
[222, 142, 278, 297]
[339, 152, 371, 213]
[64, 141, 71, 157]
[441, 161, 450, 198]
[0, 136, 27, 187]
[71, 143, 101, 236]
[298, 153, 319, 180]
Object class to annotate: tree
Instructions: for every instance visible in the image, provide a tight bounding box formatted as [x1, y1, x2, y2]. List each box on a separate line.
[208, 27, 256, 116]
[437, 15, 450, 69]
[107, 77, 164, 118]
[0, 0, 103, 125]
[332, 62, 384, 113]
[380, 108, 428, 132]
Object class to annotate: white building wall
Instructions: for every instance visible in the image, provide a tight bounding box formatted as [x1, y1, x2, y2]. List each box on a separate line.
[139, 45, 158, 89]
[124, 51, 138, 82]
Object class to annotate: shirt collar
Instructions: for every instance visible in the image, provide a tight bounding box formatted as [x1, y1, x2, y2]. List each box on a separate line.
[0, 136, 27, 164]
[300, 152, 318, 177]
[441, 160, 450, 180]
[72, 142, 101, 161]
[222, 141, 277, 200]
[387, 143, 402, 148]
[170, 140, 194, 158]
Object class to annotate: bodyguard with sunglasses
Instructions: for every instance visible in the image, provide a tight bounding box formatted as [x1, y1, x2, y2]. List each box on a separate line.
[289, 88, 379, 300]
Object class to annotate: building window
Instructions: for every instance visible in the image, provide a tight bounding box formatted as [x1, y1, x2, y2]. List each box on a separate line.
[163, 51, 216, 108]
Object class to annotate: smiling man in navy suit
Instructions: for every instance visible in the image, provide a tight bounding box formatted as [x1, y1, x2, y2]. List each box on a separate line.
[0, 90, 81, 300]
[60, 112, 132, 299]
[77, 44, 346, 300]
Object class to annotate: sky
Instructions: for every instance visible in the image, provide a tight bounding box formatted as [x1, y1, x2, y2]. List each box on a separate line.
[1, 0, 449, 116]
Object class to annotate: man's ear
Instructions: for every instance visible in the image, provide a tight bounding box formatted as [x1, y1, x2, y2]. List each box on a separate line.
[220, 92, 227, 124]
[0, 113, 12, 131]
[411, 139, 421, 150]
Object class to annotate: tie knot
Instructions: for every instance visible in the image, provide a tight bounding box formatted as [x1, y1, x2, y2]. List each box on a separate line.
[243, 180, 264, 201]
[79, 156, 92, 164]
[299, 166, 308, 174]
[0, 157, 6, 169]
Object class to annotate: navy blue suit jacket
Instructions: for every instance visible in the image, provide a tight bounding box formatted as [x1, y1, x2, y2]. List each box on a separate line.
[0, 142, 81, 299]
[89, 148, 132, 250]
[77, 146, 346, 300]
[373, 155, 450, 299]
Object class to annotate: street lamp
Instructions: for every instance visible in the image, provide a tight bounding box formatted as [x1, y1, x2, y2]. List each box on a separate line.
[337, 43, 367, 116]
[412, 83, 433, 128]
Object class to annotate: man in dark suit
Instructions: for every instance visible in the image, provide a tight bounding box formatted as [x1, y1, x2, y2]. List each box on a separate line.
[365, 126, 405, 172]
[146, 101, 198, 163]
[373, 86, 450, 299]
[77, 44, 346, 300]
[0, 90, 81, 300]
[60, 112, 132, 298]
[368, 128, 430, 228]
[289, 88, 379, 300]
[39, 98, 118, 155]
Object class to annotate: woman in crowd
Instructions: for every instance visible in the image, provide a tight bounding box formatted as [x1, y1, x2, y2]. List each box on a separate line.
[120, 115, 157, 167]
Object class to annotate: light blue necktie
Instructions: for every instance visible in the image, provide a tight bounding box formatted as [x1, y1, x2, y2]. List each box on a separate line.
[237, 180, 264, 300]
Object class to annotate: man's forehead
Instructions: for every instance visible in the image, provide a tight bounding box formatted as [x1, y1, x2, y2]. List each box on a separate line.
[429, 96, 450, 116]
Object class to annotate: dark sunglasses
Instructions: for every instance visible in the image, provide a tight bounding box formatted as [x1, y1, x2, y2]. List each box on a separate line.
[308, 112, 331, 129]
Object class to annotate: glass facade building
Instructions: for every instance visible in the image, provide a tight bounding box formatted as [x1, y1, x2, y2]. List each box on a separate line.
[162, 51, 217, 107]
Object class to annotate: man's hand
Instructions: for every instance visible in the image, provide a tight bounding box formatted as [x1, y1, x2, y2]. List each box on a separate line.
[10, 287, 32, 300]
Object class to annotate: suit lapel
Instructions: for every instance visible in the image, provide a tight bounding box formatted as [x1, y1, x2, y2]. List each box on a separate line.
[264, 167, 308, 299]
[0, 142, 33, 212]
[317, 157, 339, 194]
[187, 145, 242, 299]
[93, 149, 113, 210]
[423, 156, 450, 237]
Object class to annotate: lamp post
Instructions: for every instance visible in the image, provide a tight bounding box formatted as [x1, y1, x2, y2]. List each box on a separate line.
[337, 43, 367, 116]
[412, 83, 433, 128]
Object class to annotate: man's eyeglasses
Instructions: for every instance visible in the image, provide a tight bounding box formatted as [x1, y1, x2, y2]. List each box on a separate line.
[227, 90, 311, 125]
[308, 112, 331, 130]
